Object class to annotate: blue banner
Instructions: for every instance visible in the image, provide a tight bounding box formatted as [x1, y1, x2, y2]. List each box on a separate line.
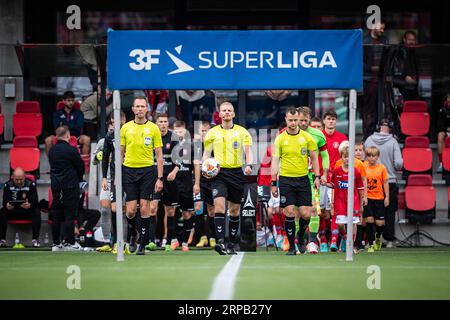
[107, 29, 362, 90]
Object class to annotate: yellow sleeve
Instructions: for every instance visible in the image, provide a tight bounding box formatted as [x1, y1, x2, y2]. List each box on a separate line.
[272, 135, 281, 158]
[120, 124, 126, 146]
[204, 129, 214, 152]
[242, 127, 253, 146]
[153, 126, 163, 149]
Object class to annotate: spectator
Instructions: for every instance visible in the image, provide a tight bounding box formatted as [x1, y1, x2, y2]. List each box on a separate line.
[176, 90, 216, 132]
[45, 91, 91, 156]
[145, 90, 169, 117]
[391, 31, 419, 101]
[80, 88, 113, 141]
[362, 21, 389, 139]
[364, 118, 403, 248]
[49, 125, 85, 251]
[0, 168, 40, 248]
[437, 93, 450, 172]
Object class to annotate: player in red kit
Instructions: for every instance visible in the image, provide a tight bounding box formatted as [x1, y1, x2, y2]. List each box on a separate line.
[319, 110, 347, 252]
[329, 145, 364, 253]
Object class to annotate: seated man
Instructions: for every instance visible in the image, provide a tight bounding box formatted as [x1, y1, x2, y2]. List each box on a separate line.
[0, 168, 41, 247]
[45, 90, 91, 156]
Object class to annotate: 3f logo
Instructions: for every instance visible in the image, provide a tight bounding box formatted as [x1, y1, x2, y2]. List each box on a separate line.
[129, 49, 161, 71]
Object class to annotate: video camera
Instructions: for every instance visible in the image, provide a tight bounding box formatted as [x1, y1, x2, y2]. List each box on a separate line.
[257, 185, 271, 203]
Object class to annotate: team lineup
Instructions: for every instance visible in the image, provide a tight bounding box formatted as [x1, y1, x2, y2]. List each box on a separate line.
[95, 96, 389, 256]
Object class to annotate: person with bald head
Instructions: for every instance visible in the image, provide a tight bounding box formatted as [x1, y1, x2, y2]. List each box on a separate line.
[0, 168, 40, 247]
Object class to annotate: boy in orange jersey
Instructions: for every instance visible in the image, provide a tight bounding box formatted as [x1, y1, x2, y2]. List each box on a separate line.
[363, 146, 389, 253]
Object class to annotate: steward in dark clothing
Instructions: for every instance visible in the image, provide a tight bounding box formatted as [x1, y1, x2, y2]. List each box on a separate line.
[49, 126, 85, 246]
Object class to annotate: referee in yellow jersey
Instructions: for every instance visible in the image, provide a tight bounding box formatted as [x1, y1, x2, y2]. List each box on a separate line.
[271, 107, 321, 255]
[120, 96, 164, 255]
[203, 102, 253, 255]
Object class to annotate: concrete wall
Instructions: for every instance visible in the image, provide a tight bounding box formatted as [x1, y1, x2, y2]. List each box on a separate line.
[0, 0, 24, 141]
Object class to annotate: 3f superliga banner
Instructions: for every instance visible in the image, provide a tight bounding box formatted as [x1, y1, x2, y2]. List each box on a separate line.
[107, 29, 362, 90]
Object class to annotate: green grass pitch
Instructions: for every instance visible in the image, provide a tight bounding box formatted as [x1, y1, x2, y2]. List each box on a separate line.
[1, 247, 450, 300]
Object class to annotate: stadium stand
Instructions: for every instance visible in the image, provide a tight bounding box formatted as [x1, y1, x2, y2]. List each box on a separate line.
[405, 174, 436, 223]
[9, 136, 40, 179]
[402, 135, 432, 178]
[442, 136, 450, 184]
[16, 101, 40, 113]
[56, 100, 81, 111]
[13, 101, 43, 138]
[399, 100, 430, 136]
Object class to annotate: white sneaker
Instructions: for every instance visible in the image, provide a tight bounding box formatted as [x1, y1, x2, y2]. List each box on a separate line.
[161, 238, 167, 247]
[52, 244, 64, 252]
[64, 242, 83, 251]
[386, 241, 394, 248]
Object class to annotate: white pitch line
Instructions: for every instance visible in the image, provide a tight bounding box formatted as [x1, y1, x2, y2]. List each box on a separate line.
[208, 252, 244, 300]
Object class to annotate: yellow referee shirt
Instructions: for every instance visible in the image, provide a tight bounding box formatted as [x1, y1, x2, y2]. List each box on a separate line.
[273, 129, 317, 177]
[120, 120, 163, 168]
[204, 124, 252, 169]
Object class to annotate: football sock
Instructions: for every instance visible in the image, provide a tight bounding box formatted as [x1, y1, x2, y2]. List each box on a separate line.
[139, 216, 150, 247]
[309, 215, 320, 242]
[355, 224, 365, 248]
[284, 216, 295, 249]
[167, 216, 175, 242]
[214, 213, 226, 242]
[229, 216, 240, 244]
[375, 224, 385, 240]
[366, 223, 375, 247]
[149, 216, 156, 243]
[298, 218, 309, 242]
[183, 217, 194, 244]
[126, 215, 136, 243]
[208, 215, 216, 239]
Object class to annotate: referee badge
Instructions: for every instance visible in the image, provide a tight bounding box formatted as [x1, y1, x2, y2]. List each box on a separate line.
[281, 196, 286, 204]
[212, 189, 218, 197]
[232, 141, 239, 149]
[144, 136, 152, 146]
[301, 148, 307, 155]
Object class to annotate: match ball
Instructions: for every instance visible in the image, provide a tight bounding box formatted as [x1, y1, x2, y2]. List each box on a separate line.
[201, 158, 220, 179]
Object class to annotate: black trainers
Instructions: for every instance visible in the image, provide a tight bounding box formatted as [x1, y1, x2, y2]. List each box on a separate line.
[129, 235, 137, 253]
[226, 243, 237, 255]
[136, 244, 145, 255]
[286, 248, 297, 256]
[214, 243, 227, 255]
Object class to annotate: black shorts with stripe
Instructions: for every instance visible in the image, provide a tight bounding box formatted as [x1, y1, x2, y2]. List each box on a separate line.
[210, 167, 245, 204]
[122, 165, 157, 202]
[279, 175, 312, 208]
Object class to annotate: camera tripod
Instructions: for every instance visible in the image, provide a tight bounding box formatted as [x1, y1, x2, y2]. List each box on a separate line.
[257, 200, 279, 251]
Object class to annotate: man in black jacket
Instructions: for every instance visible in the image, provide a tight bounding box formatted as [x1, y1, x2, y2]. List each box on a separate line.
[0, 168, 40, 248]
[49, 125, 85, 251]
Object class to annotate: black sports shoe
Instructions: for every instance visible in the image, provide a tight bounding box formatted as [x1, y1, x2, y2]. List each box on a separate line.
[129, 235, 137, 253]
[214, 243, 227, 255]
[226, 243, 237, 255]
[286, 248, 297, 256]
[136, 245, 145, 255]
[297, 233, 307, 254]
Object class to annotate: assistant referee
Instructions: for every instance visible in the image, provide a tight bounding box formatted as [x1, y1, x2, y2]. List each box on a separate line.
[120, 96, 163, 255]
[203, 101, 253, 255]
[271, 107, 321, 255]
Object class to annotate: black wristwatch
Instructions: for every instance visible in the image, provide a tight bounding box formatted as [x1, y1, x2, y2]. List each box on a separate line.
[271, 180, 277, 187]
[157, 176, 164, 182]
[246, 164, 253, 169]
[313, 174, 320, 181]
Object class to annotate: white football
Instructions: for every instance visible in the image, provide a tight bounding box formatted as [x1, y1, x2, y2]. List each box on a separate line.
[201, 158, 220, 179]
[306, 242, 319, 254]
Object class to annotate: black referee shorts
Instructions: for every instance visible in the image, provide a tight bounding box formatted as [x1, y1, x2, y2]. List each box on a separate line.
[122, 165, 157, 202]
[279, 175, 312, 208]
[363, 199, 385, 220]
[210, 167, 245, 204]
[153, 180, 179, 207]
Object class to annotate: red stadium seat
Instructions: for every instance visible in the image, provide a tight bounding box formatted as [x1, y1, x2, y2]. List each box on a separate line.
[400, 100, 430, 136]
[56, 100, 81, 111]
[81, 154, 90, 174]
[0, 113, 4, 137]
[13, 113, 43, 137]
[10, 136, 40, 178]
[52, 135, 79, 151]
[402, 136, 432, 178]
[16, 101, 40, 113]
[442, 137, 450, 184]
[405, 174, 436, 223]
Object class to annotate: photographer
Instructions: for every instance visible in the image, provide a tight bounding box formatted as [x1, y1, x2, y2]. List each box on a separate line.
[0, 168, 40, 248]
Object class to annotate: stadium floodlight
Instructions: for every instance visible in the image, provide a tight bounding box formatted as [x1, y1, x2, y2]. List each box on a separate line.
[113, 90, 125, 261]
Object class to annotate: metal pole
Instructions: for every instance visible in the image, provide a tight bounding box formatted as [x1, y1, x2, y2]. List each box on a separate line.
[346, 89, 357, 262]
[113, 90, 124, 261]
